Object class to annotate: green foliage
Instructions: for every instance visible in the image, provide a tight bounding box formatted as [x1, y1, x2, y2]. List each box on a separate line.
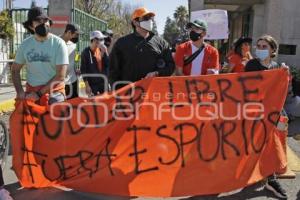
[163, 17, 180, 44]
[173, 5, 189, 34]
[0, 10, 14, 39]
[290, 66, 300, 81]
[163, 5, 189, 45]
[75, 0, 137, 38]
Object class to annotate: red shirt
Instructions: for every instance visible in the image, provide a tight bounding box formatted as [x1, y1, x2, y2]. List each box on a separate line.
[174, 41, 220, 75]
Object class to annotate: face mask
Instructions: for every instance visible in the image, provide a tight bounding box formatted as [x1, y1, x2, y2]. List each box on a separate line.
[71, 37, 79, 44]
[190, 31, 202, 42]
[256, 49, 269, 61]
[104, 41, 111, 48]
[35, 23, 50, 37]
[139, 19, 153, 32]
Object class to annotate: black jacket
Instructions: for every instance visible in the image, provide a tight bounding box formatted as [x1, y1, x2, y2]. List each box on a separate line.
[109, 32, 175, 86]
[80, 47, 109, 85]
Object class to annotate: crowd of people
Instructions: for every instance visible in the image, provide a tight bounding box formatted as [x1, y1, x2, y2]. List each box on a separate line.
[0, 5, 296, 200]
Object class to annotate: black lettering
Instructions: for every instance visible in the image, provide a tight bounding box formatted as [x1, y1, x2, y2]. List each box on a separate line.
[174, 123, 199, 167]
[127, 125, 159, 174]
[157, 125, 180, 165]
[197, 123, 220, 162]
[217, 79, 240, 103]
[251, 119, 267, 153]
[238, 75, 263, 103]
[213, 121, 240, 160]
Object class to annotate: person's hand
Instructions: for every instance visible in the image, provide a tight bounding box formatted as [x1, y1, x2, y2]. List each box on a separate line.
[207, 68, 219, 75]
[99, 43, 108, 56]
[25, 92, 40, 102]
[281, 63, 289, 70]
[85, 84, 93, 97]
[16, 91, 26, 100]
[145, 71, 159, 78]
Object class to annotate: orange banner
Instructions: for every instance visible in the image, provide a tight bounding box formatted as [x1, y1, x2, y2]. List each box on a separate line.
[10, 69, 289, 197]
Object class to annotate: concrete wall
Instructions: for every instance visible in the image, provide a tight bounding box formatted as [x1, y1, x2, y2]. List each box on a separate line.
[189, 0, 205, 12]
[277, 0, 300, 67]
[48, 0, 73, 35]
[251, 0, 300, 67]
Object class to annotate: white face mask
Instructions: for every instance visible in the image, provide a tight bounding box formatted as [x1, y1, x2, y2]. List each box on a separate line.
[255, 49, 269, 61]
[139, 19, 153, 32]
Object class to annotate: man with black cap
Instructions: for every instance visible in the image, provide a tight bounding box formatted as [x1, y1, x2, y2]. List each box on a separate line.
[103, 29, 114, 49]
[174, 19, 220, 76]
[61, 24, 82, 99]
[109, 7, 175, 90]
[11, 7, 69, 105]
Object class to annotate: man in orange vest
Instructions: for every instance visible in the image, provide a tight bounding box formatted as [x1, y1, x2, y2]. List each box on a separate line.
[174, 19, 220, 76]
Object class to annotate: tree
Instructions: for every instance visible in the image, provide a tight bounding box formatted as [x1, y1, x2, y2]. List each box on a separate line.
[173, 5, 189, 36]
[152, 20, 158, 35]
[75, 0, 137, 38]
[163, 17, 180, 45]
[0, 10, 14, 39]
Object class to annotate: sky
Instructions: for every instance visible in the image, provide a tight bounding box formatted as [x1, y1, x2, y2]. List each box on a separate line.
[1, 0, 188, 34]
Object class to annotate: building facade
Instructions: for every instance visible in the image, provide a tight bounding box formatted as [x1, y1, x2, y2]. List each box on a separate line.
[189, 0, 300, 67]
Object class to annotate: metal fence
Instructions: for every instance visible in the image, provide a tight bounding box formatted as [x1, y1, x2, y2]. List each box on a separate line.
[9, 8, 48, 56]
[5, 8, 107, 84]
[72, 8, 107, 53]
[9, 7, 107, 56]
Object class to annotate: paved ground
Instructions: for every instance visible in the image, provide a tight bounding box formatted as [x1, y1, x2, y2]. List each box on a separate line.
[1, 84, 300, 200]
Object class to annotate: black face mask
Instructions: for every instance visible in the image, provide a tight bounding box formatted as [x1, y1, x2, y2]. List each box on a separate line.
[35, 23, 50, 37]
[190, 31, 202, 42]
[71, 37, 79, 44]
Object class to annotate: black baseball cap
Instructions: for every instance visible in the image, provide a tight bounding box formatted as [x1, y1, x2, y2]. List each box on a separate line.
[65, 24, 83, 34]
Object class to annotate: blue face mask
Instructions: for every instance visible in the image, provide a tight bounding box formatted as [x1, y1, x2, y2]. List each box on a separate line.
[255, 49, 269, 61]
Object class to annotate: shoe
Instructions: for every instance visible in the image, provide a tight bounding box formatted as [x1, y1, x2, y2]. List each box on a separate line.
[265, 178, 288, 199]
[0, 188, 13, 200]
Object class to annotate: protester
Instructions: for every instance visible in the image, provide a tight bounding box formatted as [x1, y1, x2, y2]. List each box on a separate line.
[80, 30, 109, 96]
[245, 35, 289, 199]
[174, 19, 220, 76]
[12, 7, 69, 105]
[61, 24, 82, 99]
[103, 29, 114, 75]
[103, 29, 114, 49]
[109, 7, 175, 89]
[227, 37, 253, 72]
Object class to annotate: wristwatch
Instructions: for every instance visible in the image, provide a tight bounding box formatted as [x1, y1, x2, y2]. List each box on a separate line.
[36, 91, 43, 98]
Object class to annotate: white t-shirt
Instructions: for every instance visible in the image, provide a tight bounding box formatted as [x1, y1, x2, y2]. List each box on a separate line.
[65, 41, 77, 84]
[190, 44, 205, 76]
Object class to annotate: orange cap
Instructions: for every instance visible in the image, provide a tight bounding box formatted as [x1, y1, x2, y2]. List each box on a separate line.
[131, 7, 155, 20]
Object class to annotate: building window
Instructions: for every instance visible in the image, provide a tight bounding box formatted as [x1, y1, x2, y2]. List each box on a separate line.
[279, 44, 297, 55]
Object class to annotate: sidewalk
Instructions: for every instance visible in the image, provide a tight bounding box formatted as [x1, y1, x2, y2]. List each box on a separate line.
[0, 83, 16, 113]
